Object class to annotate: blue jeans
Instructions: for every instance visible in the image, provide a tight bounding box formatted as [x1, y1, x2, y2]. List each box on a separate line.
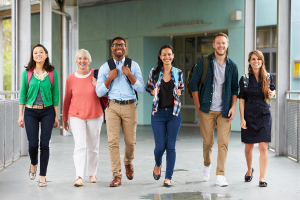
[151, 108, 181, 180]
[24, 105, 55, 176]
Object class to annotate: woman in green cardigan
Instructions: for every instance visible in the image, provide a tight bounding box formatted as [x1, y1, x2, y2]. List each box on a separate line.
[18, 44, 59, 187]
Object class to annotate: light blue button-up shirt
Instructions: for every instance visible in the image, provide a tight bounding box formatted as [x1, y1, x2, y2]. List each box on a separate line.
[96, 57, 145, 100]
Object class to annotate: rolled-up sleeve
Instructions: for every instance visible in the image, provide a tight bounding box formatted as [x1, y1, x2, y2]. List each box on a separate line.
[131, 61, 145, 94]
[190, 59, 202, 92]
[231, 64, 239, 96]
[96, 63, 109, 98]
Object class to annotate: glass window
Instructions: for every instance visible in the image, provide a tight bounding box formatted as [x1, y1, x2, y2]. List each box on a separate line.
[272, 27, 277, 48]
[263, 53, 270, 72]
[272, 52, 277, 73]
[185, 37, 196, 105]
[109, 38, 128, 59]
[257, 27, 270, 48]
[197, 36, 214, 55]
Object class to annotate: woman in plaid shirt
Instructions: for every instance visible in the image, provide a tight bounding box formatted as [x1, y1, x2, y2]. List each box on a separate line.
[145, 45, 184, 187]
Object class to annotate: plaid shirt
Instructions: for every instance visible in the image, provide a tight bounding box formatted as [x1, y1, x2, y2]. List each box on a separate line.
[145, 66, 184, 116]
[190, 53, 239, 118]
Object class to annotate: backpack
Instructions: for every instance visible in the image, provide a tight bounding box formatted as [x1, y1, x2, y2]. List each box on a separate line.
[27, 70, 54, 91]
[187, 55, 209, 99]
[243, 72, 271, 91]
[107, 57, 139, 104]
[93, 69, 108, 111]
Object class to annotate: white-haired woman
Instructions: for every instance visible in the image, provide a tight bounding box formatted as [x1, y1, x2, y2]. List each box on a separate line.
[63, 49, 104, 187]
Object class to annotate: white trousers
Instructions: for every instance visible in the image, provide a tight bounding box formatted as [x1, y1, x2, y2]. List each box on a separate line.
[70, 116, 103, 179]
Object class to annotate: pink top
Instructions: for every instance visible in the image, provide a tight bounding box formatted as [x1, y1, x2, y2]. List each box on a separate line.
[62, 69, 103, 121]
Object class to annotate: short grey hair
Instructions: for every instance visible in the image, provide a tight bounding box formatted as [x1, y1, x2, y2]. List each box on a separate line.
[75, 49, 92, 63]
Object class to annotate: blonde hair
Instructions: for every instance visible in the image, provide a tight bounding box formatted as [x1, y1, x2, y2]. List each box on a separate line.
[213, 32, 229, 43]
[248, 50, 270, 103]
[75, 49, 92, 63]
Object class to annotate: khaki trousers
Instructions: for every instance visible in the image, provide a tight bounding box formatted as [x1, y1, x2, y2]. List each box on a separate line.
[198, 110, 231, 175]
[106, 100, 137, 178]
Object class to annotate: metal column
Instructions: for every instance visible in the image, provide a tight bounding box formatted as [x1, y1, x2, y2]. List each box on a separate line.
[40, 0, 52, 60]
[244, 0, 256, 72]
[11, 0, 31, 156]
[276, 0, 292, 156]
[0, 18, 3, 99]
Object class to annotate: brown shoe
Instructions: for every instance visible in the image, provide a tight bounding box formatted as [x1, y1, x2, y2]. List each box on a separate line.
[125, 163, 134, 180]
[109, 177, 121, 187]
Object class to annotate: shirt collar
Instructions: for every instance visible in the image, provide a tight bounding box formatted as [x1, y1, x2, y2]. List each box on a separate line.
[113, 57, 125, 65]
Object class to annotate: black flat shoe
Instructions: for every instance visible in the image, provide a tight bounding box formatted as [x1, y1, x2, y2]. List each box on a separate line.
[153, 165, 161, 180]
[244, 168, 254, 182]
[163, 181, 172, 187]
[259, 181, 267, 187]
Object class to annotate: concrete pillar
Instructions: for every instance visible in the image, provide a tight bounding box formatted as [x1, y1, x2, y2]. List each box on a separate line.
[12, 0, 31, 156]
[244, 0, 256, 72]
[276, 0, 291, 156]
[40, 0, 52, 60]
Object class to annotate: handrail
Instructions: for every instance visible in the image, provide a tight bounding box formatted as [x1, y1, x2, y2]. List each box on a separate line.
[0, 91, 20, 95]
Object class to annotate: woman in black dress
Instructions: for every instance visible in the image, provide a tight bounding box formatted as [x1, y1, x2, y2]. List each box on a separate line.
[239, 50, 275, 187]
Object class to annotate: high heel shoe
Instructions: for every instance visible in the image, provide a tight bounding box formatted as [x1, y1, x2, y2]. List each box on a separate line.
[244, 168, 254, 182]
[29, 164, 37, 180]
[153, 165, 161, 180]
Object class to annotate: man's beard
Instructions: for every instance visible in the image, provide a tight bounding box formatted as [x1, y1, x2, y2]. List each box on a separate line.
[113, 50, 124, 58]
[215, 49, 227, 56]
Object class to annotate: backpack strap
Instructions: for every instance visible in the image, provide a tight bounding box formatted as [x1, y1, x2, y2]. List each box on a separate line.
[27, 70, 33, 91]
[172, 67, 178, 89]
[243, 73, 250, 91]
[94, 69, 99, 79]
[48, 71, 54, 91]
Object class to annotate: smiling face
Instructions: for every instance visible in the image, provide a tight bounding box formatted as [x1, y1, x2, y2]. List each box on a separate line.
[76, 54, 90, 70]
[159, 48, 174, 66]
[111, 39, 127, 59]
[213, 36, 228, 56]
[33, 47, 48, 64]
[249, 53, 263, 70]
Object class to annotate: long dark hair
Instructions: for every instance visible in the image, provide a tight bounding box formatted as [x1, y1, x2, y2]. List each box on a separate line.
[25, 44, 55, 72]
[248, 50, 269, 103]
[153, 45, 174, 84]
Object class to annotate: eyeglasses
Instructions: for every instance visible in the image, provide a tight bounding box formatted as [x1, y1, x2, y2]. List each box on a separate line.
[112, 43, 126, 48]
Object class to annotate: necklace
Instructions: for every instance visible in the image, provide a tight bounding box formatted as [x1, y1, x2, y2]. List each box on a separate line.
[34, 69, 48, 81]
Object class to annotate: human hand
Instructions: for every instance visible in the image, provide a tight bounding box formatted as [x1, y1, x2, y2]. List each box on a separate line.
[63, 121, 69, 132]
[92, 77, 97, 87]
[240, 119, 247, 129]
[108, 68, 118, 80]
[228, 107, 235, 122]
[151, 89, 159, 96]
[122, 65, 131, 76]
[176, 89, 181, 96]
[18, 116, 24, 128]
[268, 89, 275, 98]
[54, 118, 59, 128]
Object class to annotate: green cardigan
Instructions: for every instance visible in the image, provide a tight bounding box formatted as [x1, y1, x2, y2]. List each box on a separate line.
[19, 70, 59, 106]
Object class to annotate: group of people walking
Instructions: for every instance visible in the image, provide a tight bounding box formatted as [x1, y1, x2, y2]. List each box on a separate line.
[17, 32, 275, 188]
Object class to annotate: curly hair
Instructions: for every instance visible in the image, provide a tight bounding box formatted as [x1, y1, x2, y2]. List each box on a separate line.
[25, 44, 55, 72]
[248, 50, 270, 103]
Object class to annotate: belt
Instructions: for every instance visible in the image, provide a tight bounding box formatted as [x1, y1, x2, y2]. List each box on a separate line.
[110, 99, 136, 105]
[25, 104, 46, 109]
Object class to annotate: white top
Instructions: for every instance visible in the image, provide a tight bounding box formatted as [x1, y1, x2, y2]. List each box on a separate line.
[74, 69, 92, 78]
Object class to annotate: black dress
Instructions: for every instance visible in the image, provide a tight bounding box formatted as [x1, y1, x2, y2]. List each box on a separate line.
[238, 73, 275, 143]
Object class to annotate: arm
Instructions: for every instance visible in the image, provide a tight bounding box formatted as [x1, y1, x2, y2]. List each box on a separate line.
[176, 70, 184, 96]
[62, 77, 72, 131]
[239, 98, 247, 129]
[190, 59, 203, 111]
[54, 106, 59, 128]
[228, 65, 239, 121]
[18, 71, 27, 128]
[145, 68, 156, 96]
[228, 95, 237, 121]
[52, 70, 60, 106]
[96, 64, 111, 98]
[18, 105, 25, 128]
[126, 62, 145, 94]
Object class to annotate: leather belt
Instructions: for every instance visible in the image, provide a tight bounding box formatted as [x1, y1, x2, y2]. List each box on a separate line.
[25, 104, 45, 109]
[110, 99, 136, 105]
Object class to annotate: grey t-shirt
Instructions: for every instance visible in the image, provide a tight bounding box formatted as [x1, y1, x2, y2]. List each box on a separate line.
[210, 57, 226, 111]
[33, 87, 44, 105]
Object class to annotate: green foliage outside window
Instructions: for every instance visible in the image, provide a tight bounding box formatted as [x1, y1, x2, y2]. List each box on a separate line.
[3, 19, 11, 91]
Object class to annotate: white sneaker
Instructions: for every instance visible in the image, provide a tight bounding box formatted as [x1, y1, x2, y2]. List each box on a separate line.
[216, 175, 228, 187]
[201, 165, 211, 181]
[202, 192, 211, 200]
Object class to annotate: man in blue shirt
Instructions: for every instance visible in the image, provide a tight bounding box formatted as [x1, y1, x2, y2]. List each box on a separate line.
[190, 32, 239, 187]
[96, 37, 145, 187]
